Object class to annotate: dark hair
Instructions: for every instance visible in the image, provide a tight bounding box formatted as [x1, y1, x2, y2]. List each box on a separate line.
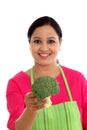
[27, 16, 62, 41]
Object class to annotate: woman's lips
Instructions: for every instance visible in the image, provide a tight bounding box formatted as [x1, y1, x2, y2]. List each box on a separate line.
[39, 53, 51, 58]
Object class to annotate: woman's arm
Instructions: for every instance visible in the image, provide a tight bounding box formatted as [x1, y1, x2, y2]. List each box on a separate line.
[6, 79, 46, 130]
[15, 92, 47, 130]
[80, 75, 87, 130]
[15, 107, 38, 130]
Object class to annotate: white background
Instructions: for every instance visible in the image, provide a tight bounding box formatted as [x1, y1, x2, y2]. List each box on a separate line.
[0, 0, 87, 129]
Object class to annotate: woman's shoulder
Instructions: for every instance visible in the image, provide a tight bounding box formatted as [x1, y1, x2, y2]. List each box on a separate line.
[10, 68, 32, 81]
[8, 69, 32, 87]
[61, 65, 82, 75]
[59, 65, 87, 90]
[10, 71, 30, 81]
[60, 65, 86, 80]
[7, 70, 32, 94]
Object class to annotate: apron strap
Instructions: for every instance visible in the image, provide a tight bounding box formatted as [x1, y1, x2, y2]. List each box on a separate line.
[30, 66, 34, 84]
[58, 65, 73, 101]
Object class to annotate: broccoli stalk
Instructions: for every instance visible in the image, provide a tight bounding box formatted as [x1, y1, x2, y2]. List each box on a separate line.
[37, 96, 52, 108]
[32, 76, 60, 108]
[45, 96, 52, 107]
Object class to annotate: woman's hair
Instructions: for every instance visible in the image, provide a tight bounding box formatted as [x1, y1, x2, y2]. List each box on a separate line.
[27, 16, 62, 41]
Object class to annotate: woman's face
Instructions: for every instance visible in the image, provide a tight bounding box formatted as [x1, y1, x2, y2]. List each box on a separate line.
[29, 25, 61, 65]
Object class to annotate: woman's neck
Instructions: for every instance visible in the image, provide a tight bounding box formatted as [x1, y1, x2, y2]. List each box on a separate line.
[33, 63, 60, 79]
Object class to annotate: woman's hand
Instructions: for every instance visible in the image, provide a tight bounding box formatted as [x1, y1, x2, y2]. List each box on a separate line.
[24, 92, 47, 112]
[15, 92, 46, 130]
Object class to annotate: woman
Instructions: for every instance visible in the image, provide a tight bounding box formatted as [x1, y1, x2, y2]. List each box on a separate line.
[6, 16, 87, 130]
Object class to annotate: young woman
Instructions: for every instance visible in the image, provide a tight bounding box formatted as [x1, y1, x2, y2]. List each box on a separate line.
[6, 16, 87, 130]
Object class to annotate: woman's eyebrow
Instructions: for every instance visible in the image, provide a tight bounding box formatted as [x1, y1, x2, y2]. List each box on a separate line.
[47, 36, 56, 39]
[32, 36, 56, 39]
[32, 36, 41, 40]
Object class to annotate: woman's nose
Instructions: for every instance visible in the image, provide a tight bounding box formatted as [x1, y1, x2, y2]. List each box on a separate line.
[40, 43, 48, 51]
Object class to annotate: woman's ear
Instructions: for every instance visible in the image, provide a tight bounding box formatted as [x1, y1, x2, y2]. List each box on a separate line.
[28, 39, 30, 43]
[59, 39, 62, 51]
[28, 39, 31, 50]
[59, 38, 62, 45]
[29, 45, 31, 51]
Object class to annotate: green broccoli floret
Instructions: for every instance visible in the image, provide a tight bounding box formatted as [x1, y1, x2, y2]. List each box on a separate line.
[32, 76, 60, 107]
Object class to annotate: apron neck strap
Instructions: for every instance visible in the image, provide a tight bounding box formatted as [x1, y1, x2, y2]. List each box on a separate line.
[58, 64, 73, 101]
[30, 66, 34, 85]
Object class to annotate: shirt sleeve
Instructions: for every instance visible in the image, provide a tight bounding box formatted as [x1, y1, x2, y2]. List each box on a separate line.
[81, 75, 87, 130]
[6, 79, 25, 130]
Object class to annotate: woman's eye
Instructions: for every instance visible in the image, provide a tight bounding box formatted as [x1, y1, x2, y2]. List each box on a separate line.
[33, 40, 41, 44]
[48, 40, 55, 44]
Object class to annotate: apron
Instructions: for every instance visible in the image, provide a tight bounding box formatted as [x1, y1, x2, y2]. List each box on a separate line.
[30, 65, 82, 130]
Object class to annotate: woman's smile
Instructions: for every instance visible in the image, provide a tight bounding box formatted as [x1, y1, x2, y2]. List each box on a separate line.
[38, 52, 51, 59]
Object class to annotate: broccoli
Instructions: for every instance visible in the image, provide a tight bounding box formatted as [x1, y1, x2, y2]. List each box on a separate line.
[32, 76, 60, 107]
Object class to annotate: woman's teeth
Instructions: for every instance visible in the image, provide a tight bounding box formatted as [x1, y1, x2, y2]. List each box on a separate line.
[39, 53, 50, 56]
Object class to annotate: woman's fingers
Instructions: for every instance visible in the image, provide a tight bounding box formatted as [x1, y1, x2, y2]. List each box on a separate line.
[24, 92, 47, 111]
[25, 92, 38, 104]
